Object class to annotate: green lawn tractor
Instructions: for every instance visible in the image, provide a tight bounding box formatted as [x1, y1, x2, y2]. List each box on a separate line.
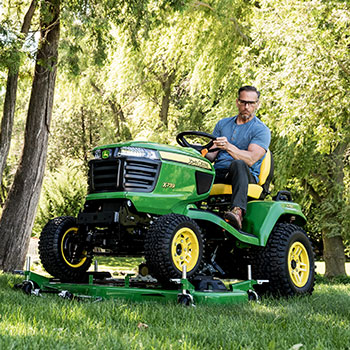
[38, 131, 315, 297]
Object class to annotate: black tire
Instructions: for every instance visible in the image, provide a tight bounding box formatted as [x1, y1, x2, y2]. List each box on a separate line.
[39, 216, 93, 282]
[252, 223, 315, 297]
[178, 294, 193, 306]
[145, 214, 204, 283]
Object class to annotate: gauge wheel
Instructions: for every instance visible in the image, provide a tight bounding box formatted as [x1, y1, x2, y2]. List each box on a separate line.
[39, 216, 92, 282]
[145, 214, 204, 283]
[252, 223, 315, 297]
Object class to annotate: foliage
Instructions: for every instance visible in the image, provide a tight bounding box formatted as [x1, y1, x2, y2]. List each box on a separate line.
[96, 0, 256, 146]
[32, 161, 87, 237]
[47, 0, 256, 168]
[242, 0, 350, 248]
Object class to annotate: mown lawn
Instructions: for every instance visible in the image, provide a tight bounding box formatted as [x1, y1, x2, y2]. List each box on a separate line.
[1, 271, 350, 350]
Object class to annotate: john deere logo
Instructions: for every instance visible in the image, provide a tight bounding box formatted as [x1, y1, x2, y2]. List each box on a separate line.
[102, 149, 110, 159]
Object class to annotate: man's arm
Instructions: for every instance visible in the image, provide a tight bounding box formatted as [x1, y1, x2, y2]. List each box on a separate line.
[213, 136, 266, 167]
[205, 146, 219, 162]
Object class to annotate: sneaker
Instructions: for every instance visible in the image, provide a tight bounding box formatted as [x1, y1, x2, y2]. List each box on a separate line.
[224, 207, 243, 230]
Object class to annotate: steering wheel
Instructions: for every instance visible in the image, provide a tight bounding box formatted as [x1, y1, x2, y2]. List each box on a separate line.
[176, 131, 219, 156]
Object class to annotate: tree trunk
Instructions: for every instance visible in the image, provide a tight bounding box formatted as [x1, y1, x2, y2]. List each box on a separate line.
[80, 107, 88, 163]
[323, 235, 346, 277]
[322, 142, 348, 278]
[159, 70, 175, 127]
[0, 0, 37, 186]
[0, 0, 60, 272]
[90, 80, 130, 139]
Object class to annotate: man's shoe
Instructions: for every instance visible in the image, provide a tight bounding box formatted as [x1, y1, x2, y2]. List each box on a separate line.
[224, 207, 243, 230]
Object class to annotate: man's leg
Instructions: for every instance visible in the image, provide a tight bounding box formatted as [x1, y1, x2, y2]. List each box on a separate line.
[227, 159, 256, 213]
[224, 160, 257, 229]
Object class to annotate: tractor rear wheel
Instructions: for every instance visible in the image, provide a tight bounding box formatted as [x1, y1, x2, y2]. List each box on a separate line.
[145, 214, 204, 283]
[252, 223, 315, 297]
[39, 216, 93, 282]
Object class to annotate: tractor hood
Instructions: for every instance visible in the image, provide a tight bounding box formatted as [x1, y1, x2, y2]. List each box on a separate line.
[91, 141, 213, 171]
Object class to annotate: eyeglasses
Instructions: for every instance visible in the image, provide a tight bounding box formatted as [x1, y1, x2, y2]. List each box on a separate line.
[237, 99, 258, 107]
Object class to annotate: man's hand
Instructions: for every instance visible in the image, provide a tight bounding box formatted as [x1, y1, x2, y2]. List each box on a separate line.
[213, 136, 229, 150]
[205, 136, 228, 162]
[213, 136, 266, 167]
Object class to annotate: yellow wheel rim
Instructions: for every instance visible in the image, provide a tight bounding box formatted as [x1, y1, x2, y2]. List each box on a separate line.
[61, 227, 87, 268]
[171, 227, 200, 272]
[288, 241, 310, 287]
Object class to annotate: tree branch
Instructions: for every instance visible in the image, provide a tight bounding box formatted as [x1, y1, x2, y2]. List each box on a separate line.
[302, 179, 322, 202]
[193, 1, 250, 44]
[21, 0, 38, 35]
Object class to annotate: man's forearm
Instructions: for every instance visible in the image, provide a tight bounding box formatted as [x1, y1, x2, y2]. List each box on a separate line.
[213, 137, 266, 167]
[225, 144, 255, 167]
[205, 151, 218, 162]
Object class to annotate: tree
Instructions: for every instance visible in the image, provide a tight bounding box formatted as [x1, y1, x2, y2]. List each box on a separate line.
[0, 0, 60, 271]
[0, 0, 192, 271]
[98, 0, 254, 142]
[246, 0, 350, 277]
[0, 0, 37, 187]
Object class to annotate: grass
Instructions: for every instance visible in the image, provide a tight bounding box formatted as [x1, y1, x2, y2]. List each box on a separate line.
[1, 259, 350, 350]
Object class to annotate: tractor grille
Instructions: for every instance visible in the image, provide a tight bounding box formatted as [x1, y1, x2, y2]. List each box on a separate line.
[89, 157, 160, 193]
[89, 159, 120, 192]
[124, 159, 159, 191]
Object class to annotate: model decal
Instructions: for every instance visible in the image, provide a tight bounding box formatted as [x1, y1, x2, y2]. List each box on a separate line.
[159, 151, 211, 170]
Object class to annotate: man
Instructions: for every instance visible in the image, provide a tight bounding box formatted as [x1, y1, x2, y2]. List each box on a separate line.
[206, 86, 271, 230]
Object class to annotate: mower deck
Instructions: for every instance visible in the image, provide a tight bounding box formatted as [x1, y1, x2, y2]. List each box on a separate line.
[17, 270, 261, 306]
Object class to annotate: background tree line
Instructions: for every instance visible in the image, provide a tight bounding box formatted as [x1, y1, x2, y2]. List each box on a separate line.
[0, 0, 349, 277]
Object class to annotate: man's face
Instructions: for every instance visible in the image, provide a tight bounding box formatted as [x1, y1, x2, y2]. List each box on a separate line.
[236, 90, 259, 122]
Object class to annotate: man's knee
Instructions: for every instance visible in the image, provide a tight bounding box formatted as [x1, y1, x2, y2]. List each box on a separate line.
[229, 159, 248, 173]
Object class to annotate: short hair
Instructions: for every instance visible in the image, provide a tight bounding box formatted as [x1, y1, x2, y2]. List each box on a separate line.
[238, 86, 260, 99]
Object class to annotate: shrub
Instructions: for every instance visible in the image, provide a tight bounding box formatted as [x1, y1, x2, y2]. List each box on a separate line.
[32, 161, 87, 236]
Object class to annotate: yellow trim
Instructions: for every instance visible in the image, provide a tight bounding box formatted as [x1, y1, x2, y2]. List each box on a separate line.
[248, 184, 263, 198]
[159, 151, 212, 170]
[288, 241, 310, 288]
[210, 184, 231, 196]
[258, 149, 271, 185]
[61, 227, 87, 268]
[209, 183, 263, 199]
[171, 227, 200, 272]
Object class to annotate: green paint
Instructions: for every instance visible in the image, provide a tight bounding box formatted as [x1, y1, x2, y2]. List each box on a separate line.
[243, 200, 306, 246]
[23, 271, 253, 305]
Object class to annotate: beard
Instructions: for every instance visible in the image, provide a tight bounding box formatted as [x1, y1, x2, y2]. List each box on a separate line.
[239, 111, 253, 121]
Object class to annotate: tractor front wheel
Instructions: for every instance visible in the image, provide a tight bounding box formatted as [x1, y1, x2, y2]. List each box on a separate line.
[252, 223, 315, 297]
[39, 216, 93, 282]
[145, 214, 204, 283]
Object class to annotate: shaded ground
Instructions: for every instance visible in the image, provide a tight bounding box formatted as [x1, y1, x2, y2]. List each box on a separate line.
[28, 238, 350, 276]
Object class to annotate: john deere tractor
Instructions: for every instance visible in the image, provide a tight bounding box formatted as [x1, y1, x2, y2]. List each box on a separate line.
[39, 131, 315, 297]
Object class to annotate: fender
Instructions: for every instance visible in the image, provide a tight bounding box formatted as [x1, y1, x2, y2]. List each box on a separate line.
[184, 200, 306, 247]
[243, 200, 306, 246]
[185, 208, 260, 246]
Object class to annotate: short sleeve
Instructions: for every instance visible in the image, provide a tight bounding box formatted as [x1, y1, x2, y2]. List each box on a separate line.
[251, 126, 271, 151]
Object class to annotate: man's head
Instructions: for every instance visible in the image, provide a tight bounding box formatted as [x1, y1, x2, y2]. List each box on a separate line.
[236, 86, 260, 122]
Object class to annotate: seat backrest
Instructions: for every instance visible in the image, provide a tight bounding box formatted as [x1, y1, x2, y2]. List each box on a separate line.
[258, 149, 274, 196]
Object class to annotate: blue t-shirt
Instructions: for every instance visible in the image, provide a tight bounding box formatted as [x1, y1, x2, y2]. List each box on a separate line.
[212, 115, 271, 182]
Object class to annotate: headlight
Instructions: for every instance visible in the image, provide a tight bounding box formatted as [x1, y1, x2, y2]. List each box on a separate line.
[118, 147, 159, 160]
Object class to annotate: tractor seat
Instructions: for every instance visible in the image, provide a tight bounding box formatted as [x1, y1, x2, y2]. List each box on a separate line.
[209, 150, 274, 200]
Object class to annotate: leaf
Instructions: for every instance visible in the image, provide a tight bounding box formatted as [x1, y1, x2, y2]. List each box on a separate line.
[137, 322, 149, 330]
